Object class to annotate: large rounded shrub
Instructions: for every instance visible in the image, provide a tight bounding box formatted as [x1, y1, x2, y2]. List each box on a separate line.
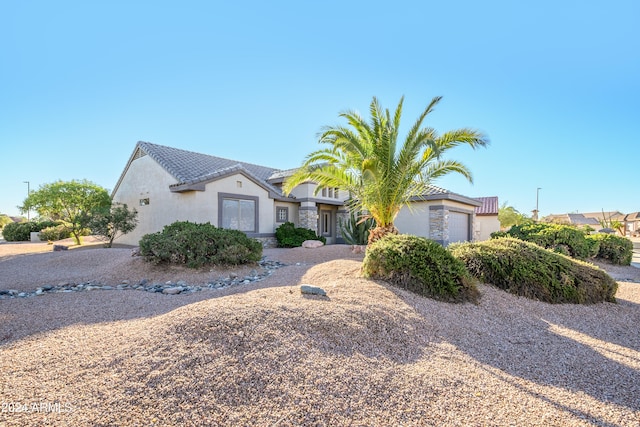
[362, 234, 478, 303]
[449, 237, 617, 304]
[275, 222, 326, 248]
[587, 234, 633, 265]
[139, 221, 262, 268]
[498, 223, 593, 259]
[2, 220, 58, 241]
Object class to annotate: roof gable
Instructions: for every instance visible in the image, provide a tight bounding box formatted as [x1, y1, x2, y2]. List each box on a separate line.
[138, 141, 278, 184]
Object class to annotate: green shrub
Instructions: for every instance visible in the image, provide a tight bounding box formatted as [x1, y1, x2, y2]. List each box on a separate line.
[499, 223, 594, 259]
[339, 211, 375, 245]
[449, 237, 617, 304]
[275, 222, 326, 248]
[587, 234, 633, 265]
[139, 221, 262, 268]
[39, 225, 72, 241]
[2, 220, 58, 241]
[362, 234, 478, 303]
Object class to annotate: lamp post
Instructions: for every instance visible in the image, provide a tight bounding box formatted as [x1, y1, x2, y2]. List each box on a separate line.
[23, 181, 30, 221]
[534, 187, 541, 222]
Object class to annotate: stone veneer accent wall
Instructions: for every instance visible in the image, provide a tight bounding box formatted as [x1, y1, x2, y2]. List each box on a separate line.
[298, 207, 319, 234]
[429, 206, 448, 243]
[254, 236, 278, 249]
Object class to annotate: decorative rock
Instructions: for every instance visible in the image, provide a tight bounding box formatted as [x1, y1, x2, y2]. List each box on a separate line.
[0, 258, 287, 299]
[131, 247, 141, 256]
[300, 284, 327, 296]
[302, 240, 324, 249]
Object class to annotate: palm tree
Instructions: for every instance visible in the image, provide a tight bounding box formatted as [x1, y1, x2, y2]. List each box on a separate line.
[283, 96, 489, 244]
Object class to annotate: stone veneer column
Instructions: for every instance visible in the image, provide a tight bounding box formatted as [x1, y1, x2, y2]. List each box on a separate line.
[298, 202, 318, 234]
[429, 205, 448, 245]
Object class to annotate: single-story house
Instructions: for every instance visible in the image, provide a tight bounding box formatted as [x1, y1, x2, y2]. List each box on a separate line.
[543, 211, 640, 236]
[111, 141, 495, 246]
[624, 212, 640, 236]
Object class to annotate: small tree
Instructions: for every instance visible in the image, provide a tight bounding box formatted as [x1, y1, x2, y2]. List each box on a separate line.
[498, 203, 531, 230]
[88, 203, 138, 248]
[20, 179, 111, 245]
[0, 214, 12, 229]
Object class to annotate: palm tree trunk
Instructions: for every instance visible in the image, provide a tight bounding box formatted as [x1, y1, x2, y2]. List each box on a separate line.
[368, 224, 399, 245]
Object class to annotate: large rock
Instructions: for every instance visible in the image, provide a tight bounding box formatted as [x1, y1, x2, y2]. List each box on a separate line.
[300, 284, 327, 296]
[302, 240, 324, 249]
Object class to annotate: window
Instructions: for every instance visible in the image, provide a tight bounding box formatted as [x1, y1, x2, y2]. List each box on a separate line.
[320, 187, 339, 199]
[221, 196, 257, 232]
[276, 207, 288, 223]
[321, 210, 331, 236]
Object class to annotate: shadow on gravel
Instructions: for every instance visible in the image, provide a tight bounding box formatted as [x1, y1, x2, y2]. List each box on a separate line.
[393, 283, 640, 425]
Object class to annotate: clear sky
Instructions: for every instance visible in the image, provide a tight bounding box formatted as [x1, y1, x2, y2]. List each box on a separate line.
[2, 1, 638, 219]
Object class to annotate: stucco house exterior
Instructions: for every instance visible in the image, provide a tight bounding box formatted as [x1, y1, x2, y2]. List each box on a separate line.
[544, 211, 640, 236]
[473, 196, 500, 241]
[111, 141, 490, 246]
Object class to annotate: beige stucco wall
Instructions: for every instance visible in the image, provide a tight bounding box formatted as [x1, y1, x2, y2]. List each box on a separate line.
[274, 201, 299, 229]
[395, 203, 431, 237]
[112, 155, 276, 245]
[475, 215, 500, 241]
[287, 182, 350, 203]
[395, 199, 479, 242]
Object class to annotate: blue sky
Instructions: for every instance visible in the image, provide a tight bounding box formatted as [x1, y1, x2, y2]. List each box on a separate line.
[2, 1, 638, 219]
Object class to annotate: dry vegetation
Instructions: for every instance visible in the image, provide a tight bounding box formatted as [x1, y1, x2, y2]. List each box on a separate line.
[1, 241, 640, 426]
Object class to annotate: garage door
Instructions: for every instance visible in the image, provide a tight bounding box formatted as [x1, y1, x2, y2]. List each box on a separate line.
[449, 212, 470, 243]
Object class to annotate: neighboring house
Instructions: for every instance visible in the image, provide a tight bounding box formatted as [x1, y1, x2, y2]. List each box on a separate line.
[623, 212, 640, 236]
[543, 211, 639, 236]
[473, 196, 500, 241]
[112, 141, 486, 246]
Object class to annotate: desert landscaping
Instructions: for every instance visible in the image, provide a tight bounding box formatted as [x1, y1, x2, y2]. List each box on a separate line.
[1, 240, 640, 426]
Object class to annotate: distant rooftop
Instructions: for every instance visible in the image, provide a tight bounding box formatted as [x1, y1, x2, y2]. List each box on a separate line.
[474, 196, 499, 215]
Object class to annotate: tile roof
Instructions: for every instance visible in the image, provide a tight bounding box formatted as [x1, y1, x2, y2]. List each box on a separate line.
[625, 212, 640, 221]
[567, 213, 600, 226]
[474, 196, 499, 215]
[138, 141, 278, 185]
[115, 141, 481, 208]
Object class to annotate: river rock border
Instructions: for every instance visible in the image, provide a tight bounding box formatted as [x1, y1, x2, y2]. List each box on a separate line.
[0, 258, 286, 299]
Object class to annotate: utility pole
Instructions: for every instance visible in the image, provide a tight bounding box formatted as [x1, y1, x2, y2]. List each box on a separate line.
[23, 181, 30, 221]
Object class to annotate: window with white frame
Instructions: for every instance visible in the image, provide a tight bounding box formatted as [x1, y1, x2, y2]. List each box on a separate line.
[276, 207, 289, 223]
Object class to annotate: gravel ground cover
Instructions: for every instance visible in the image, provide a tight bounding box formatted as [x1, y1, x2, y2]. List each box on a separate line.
[1, 240, 640, 426]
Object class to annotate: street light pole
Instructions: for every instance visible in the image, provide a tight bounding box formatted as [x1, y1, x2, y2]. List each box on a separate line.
[23, 181, 30, 221]
[535, 187, 541, 222]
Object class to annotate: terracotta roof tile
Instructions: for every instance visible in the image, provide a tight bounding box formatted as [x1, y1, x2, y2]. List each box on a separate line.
[474, 196, 499, 215]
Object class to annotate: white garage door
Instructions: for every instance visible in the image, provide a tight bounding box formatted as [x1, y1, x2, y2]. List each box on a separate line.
[449, 212, 470, 243]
